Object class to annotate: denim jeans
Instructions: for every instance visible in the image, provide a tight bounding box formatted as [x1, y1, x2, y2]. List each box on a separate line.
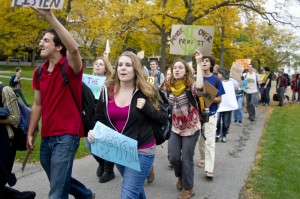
[216, 111, 231, 138]
[116, 154, 155, 199]
[234, 94, 244, 122]
[261, 87, 270, 105]
[40, 134, 93, 199]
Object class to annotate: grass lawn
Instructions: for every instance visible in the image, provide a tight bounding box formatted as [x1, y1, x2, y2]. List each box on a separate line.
[1, 66, 93, 162]
[244, 105, 300, 199]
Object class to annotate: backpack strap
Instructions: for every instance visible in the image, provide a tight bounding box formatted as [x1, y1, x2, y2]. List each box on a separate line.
[60, 61, 81, 114]
[35, 66, 43, 83]
[157, 71, 161, 85]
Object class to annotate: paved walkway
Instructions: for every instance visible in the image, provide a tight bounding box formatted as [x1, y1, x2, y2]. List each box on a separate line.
[11, 107, 271, 199]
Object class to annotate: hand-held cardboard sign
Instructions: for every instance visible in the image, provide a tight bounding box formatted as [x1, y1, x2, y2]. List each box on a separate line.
[230, 62, 244, 80]
[147, 77, 155, 85]
[137, 50, 145, 59]
[82, 74, 106, 100]
[235, 59, 251, 69]
[91, 122, 141, 172]
[105, 39, 110, 54]
[203, 81, 219, 108]
[217, 81, 238, 112]
[170, 25, 215, 56]
[11, 0, 64, 9]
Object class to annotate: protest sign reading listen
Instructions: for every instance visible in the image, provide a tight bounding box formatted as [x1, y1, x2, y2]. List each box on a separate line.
[11, 0, 64, 9]
[91, 122, 140, 172]
[170, 25, 214, 56]
[230, 62, 244, 80]
[82, 74, 106, 100]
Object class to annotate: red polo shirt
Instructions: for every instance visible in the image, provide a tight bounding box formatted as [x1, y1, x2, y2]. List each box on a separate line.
[32, 57, 84, 137]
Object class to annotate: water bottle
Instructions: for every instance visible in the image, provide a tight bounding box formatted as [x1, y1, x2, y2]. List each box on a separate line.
[203, 108, 210, 123]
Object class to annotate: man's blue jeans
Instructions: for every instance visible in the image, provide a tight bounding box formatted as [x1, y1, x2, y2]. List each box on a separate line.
[216, 111, 231, 137]
[116, 154, 155, 199]
[234, 94, 244, 122]
[261, 87, 270, 105]
[40, 134, 93, 199]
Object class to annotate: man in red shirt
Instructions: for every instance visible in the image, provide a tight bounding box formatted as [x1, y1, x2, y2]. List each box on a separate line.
[27, 8, 94, 199]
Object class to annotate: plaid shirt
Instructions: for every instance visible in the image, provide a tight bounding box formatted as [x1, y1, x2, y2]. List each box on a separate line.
[0, 82, 20, 138]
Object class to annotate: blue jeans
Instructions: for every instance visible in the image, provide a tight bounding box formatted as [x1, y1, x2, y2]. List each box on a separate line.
[261, 87, 270, 105]
[116, 154, 154, 199]
[40, 134, 93, 199]
[216, 111, 231, 138]
[234, 94, 244, 122]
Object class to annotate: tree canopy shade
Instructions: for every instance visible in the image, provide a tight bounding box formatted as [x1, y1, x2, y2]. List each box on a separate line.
[1, 0, 300, 70]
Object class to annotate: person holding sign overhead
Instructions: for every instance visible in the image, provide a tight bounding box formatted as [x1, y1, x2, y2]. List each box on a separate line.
[26, 8, 94, 199]
[166, 51, 204, 199]
[197, 54, 225, 179]
[88, 51, 167, 199]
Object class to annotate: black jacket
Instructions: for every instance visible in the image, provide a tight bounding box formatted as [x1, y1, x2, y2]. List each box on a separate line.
[95, 87, 168, 147]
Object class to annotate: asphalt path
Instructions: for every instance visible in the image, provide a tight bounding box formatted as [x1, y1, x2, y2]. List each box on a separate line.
[11, 106, 269, 199]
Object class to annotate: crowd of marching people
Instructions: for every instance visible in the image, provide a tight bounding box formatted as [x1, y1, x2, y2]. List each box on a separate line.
[2, 7, 300, 199]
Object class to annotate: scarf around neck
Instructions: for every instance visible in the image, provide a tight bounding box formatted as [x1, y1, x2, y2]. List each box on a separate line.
[170, 80, 186, 96]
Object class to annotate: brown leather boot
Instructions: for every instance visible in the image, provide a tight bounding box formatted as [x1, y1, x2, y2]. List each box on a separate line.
[176, 176, 183, 191]
[147, 166, 155, 183]
[178, 189, 195, 199]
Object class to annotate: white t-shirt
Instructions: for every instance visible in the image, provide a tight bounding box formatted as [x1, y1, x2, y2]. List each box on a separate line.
[245, 72, 258, 94]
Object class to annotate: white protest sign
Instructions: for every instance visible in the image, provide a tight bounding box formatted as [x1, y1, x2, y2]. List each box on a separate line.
[82, 74, 106, 100]
[170, 25, 214, 56]
[217, 81, 238, 112]
[11, 0, 64, 9]
[230, 62, 244, 80]
[105, 39, 110, 54]
[137, 50, 145, 59]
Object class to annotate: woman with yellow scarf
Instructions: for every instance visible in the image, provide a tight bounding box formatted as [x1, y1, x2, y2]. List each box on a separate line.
[166, 51, 204, 199]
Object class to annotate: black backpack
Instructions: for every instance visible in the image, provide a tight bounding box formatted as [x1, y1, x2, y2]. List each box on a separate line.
[36, 61, 95, 137]
[153, 90, 172, 145]
[9, 75, 17, 87]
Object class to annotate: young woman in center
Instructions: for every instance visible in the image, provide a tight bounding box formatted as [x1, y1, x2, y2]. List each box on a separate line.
[88, 51, 167, 199]
[89, 56, 116, 183]
[167, 51, 204, 199]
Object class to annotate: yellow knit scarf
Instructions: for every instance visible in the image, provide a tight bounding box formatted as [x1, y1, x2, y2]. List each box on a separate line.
[170, 80, 186, 96]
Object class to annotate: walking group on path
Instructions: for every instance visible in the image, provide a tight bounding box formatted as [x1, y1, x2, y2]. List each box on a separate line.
[1, 6, 297, 199]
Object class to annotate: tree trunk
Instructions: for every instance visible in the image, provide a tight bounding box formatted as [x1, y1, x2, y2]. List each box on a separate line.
[31, 50, 36, 67]
[220, 26, 225, 68]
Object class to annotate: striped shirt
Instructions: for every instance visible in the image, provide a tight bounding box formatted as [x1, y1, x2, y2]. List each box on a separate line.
[169, 83, 202, 136]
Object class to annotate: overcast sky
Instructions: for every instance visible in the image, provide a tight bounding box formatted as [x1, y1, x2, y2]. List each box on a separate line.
[265, 0, 300, 37]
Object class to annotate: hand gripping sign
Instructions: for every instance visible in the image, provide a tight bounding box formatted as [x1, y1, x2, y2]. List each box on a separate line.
[11, 0, 64, 9]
